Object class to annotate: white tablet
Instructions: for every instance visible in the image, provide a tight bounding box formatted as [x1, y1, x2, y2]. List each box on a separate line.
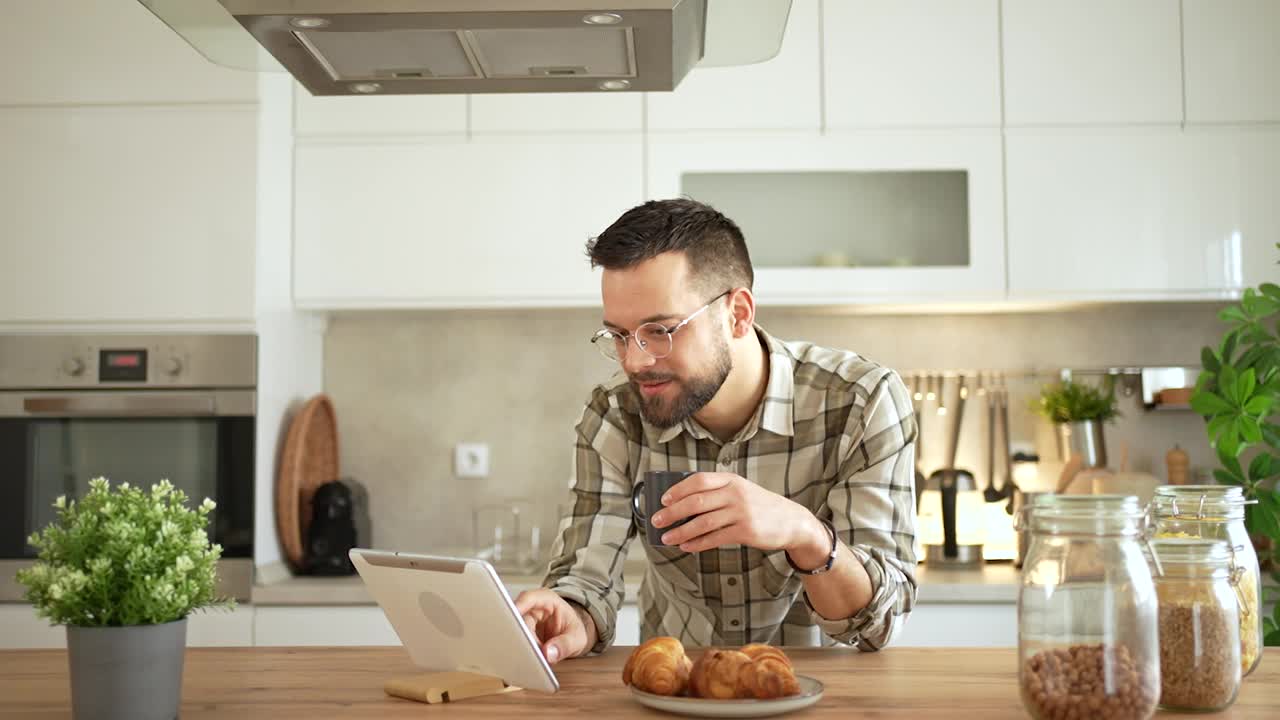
[349, 548, 559, 693]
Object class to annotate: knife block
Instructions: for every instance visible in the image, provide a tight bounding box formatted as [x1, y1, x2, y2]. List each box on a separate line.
[383, 671, 519, 704]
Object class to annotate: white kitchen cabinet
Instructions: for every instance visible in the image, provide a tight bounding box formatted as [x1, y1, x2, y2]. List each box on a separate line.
[0, 605, 254, 649]
[1183, 0, 1280, 124]
[0, 105, 257, 324]
[470, 93, 643, 135]
[1002, 0, 1182, 126]
[822, 1, 1001, 129]
[645, 0, 820, 133]
[894, 603, 1016, 647]
[647, 131, 1006, 304]
[293, 135, 641, 309]
[1005, 128, 1280, 300]
[254, 606, 401, 646]
[0, 0, 256, 106]
[615, 604, 640, 647]
[293, 84, 467, 138]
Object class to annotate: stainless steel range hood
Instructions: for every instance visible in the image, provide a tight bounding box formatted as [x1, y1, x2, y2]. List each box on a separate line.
[138, 0, 793, 96]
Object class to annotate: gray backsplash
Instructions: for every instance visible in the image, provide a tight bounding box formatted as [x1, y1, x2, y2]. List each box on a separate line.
[324, 302, 1229, 561]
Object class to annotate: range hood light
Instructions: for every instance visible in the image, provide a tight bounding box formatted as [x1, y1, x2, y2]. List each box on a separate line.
[583, 13, 623, 25]
[598, 79, 630, 90]
[289, 17, 330, 29]
[350, 82, 382, 94]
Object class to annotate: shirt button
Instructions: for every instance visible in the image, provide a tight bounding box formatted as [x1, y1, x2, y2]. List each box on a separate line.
[727, 577, 738, 586]
[730, 619, 740, 627]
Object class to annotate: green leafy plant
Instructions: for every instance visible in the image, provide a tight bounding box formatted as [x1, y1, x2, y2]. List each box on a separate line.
[15, 477, 233, 627]
[1192, 242, 1280, 646]
[1033, 379, 1121, 424]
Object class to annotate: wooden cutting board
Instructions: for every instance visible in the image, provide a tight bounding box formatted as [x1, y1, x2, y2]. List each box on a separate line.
[276, 393, 340, 572]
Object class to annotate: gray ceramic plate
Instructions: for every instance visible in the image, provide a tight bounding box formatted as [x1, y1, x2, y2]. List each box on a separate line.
[629, 675, 824, 718]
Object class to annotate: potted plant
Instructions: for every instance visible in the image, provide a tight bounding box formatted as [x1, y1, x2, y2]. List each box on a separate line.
[15, 477, 232, 720]
[1034, 378, 1121, 469]
[1191, 243, 1280, 646]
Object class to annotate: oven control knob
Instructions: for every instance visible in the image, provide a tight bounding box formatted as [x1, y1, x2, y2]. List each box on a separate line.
[164, 357, 184, 376]
[61, 356, 85, 376]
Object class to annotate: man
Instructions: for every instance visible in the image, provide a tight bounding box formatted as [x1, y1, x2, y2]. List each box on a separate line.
[515, 199, 917, 663]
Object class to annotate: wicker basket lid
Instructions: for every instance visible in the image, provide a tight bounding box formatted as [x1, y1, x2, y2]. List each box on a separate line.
[276, 393, 340, 571]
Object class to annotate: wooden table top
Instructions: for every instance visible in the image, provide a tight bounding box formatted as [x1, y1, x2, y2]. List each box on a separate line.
[1, 646, 1276, 718]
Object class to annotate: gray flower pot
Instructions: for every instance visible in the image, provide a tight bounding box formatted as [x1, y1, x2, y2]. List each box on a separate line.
[66, 618, 187, 720]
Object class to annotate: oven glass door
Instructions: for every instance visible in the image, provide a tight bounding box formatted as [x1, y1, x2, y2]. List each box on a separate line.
[0, 404, 254, 559]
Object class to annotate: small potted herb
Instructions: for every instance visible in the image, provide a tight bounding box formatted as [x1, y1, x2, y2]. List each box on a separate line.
[1034, 379, 1121, 468]
[15, 478, 232, 720]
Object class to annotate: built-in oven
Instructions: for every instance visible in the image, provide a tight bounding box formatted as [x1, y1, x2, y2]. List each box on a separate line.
[0, 334, 255, 601]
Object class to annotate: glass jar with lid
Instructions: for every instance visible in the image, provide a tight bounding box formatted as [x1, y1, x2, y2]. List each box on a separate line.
[1150, 537, 1243, 712]
[1150, 485, 1262, 677]
[1018, 495, 1159, 720]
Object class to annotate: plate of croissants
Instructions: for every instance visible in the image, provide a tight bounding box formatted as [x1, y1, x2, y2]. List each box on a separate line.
[621, 637, 823, 718]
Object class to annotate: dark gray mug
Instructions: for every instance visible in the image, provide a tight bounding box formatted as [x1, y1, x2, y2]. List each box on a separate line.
[631, 470, 694, 546]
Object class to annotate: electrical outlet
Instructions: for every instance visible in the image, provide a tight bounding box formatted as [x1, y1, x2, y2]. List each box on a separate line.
[454, 443, 490, 478]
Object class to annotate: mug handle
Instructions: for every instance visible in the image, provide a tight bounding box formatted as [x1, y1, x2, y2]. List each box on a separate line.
[630, 481, 647, 528]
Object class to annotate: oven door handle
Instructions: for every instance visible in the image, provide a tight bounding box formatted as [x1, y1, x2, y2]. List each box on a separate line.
[22, 395, 218, 417]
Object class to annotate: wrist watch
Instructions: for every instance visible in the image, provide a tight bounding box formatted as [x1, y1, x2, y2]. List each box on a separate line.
[785, 518, 838, 575]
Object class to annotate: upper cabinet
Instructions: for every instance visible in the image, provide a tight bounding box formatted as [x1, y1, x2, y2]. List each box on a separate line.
[0, 106, 257, 324]
[470, 93, 642, 135]
[0, 1, 256, 105]
[645, 0, 821, 133]
[1183, 0, 1280, 124]
[294, 88, 466, 138]
[1005, 128, 1280, 300]
[823, 0, 1001, 129]
[648, 131, 1006, 304]
[293, 136, 641, 308]
[1002, 0, 1182, 126]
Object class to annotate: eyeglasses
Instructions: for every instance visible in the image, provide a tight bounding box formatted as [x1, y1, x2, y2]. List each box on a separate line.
[590, 290, 732, 362]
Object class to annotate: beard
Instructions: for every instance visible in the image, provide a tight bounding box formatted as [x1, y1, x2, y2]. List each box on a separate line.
[629, 334, 733, 429]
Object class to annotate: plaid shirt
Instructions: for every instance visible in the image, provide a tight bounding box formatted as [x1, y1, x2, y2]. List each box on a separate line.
[544, 326, 919, 651]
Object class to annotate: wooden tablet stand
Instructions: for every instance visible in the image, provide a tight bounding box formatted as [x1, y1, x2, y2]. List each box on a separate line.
[384, 671, 519, 704]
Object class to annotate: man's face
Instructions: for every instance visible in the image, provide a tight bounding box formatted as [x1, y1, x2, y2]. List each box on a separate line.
[600, 253, 732, 429]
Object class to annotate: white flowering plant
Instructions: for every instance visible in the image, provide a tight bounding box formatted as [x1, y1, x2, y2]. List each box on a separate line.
[15, 477, 233, 627]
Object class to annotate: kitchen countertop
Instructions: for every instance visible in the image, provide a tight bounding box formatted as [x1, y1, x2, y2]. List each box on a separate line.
[251, 561, 1022, 606]
[2, 646, 1276, 718]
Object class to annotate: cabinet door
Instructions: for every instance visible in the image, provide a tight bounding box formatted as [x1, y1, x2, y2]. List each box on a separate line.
[647, 132, 1006, 304]
[294, 136, 642, 309]
[1002, 0, 1182, 125]
[823, 0, 1001, 129]
[645, 0, 820, 133]
[0, 605, 254, 649]
[293, 84, 466, 138]
[0, 0, 256, 105]
[894, 604, 1016, 647]
[1183, 0, 1280, 124]
[471, 93, 642, 135]
[0, 106, 257, 324]
[254, 606, 401, 646]
[1006, 129, 1280, 300]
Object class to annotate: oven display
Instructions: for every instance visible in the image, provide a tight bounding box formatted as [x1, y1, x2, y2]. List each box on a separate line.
[99, 349, 148, 382]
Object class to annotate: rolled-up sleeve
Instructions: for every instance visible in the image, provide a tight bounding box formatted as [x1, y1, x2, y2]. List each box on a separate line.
[542, 387, 638, 653]
[805, 371, 919, 649]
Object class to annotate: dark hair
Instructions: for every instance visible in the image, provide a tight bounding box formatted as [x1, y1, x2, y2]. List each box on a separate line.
[586, 198, 753, 292]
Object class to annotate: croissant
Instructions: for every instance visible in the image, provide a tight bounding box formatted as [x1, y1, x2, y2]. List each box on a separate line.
[622, 637, 693, 696]
[689, 649, 754, 699]
[739, 644, 801, 699]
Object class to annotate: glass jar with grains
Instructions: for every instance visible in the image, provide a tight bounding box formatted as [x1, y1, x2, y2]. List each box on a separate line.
[1018, 495, 1160, 720]
[1150, 485, 1262, 677]
[1150, 538, 1244, 712]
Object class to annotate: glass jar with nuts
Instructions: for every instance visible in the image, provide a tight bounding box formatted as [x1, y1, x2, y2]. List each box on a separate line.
[1150, 537, 1243, 712]
[1018, 495, 1160, 720]
[1151, 484, 1262, 677]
